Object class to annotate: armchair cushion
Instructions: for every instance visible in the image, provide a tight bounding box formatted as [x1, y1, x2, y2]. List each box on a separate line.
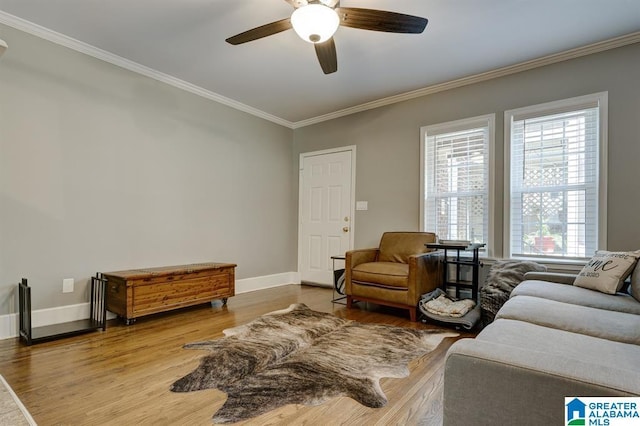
[378, 232, 437, 263]
[352, 262, 410, 288]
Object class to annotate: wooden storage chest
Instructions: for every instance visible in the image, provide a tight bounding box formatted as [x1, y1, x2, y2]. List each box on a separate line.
[103, 262, 236, 324]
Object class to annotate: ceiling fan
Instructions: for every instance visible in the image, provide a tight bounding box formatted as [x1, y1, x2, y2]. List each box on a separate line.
[225, 0, 428, 74]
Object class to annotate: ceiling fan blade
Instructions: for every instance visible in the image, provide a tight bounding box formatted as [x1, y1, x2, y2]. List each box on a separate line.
[226, 18, 292, 45]
[314, 38, 337, 74]
[335, 7, 428, 34]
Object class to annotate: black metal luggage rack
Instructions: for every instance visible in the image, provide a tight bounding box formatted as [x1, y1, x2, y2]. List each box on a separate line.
[19, 274, 107, 345]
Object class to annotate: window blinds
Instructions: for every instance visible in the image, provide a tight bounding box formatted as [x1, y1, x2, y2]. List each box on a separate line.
[509, 106, 599, 259]
[424, 124, 489, 245]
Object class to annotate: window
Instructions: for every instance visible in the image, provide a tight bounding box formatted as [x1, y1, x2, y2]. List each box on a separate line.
[420, 115, 494, 253]
[505, 92, 607, 260]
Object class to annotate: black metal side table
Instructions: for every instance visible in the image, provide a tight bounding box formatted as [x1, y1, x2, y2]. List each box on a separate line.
[425, 243, 485, 301]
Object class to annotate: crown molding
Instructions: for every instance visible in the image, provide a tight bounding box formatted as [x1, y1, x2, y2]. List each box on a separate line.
[292, 31, 640, 128]
[0, 11, 295, 129]
[1, 10, 638, 130]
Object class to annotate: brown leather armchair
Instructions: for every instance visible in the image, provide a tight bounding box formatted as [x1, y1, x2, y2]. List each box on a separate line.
[345, 232, 442, 321]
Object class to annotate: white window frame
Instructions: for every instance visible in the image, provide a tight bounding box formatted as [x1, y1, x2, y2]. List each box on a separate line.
[503, 92, 608, 261]
[420, 114, 495, 257]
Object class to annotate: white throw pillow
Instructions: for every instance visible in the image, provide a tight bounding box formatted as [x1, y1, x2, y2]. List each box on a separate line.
[574, 250, 640, 294]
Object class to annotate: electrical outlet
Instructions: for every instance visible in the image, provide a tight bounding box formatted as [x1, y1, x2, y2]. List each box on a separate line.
[62, 278, 74, 293]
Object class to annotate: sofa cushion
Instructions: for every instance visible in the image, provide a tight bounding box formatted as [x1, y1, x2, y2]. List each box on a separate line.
[574, 250, 640, 294]
[496, 295, 640, 345]
[351, 262, 409, 288]
[472, 319, 640, 394]
[444, 320, 640, 425]
[377, 232, 436, 263]
[477, 319, 640, 377]
[511, 280, 640, 315]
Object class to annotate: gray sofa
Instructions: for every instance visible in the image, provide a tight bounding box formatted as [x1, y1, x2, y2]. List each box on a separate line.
[443, 270, 640, 425]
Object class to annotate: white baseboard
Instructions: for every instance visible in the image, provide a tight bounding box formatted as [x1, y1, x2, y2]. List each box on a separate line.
[235, 271, 299, 294]
[0, 314, 17, 342]
[0, 272, 300, 340]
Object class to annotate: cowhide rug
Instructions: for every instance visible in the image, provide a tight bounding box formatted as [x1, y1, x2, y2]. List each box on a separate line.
[170, 303, 457, 423]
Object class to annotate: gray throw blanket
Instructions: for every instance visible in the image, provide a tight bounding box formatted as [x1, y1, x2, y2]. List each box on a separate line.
[480, 260, 546, 326]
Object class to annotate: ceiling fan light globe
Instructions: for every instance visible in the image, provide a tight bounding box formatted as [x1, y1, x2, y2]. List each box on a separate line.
[291, 4, 339, 44]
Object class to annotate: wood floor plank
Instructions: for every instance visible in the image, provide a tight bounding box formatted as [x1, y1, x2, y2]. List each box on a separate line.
[0, 284, 475, 425]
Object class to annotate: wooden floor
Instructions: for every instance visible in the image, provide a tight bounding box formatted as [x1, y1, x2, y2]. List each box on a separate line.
[0, 285, 474, 426]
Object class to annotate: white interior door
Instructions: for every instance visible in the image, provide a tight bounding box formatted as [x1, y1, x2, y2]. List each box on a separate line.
[299, 147, 355, 285]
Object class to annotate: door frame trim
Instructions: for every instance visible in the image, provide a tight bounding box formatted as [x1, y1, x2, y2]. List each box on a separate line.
[297, 145, 357, 280]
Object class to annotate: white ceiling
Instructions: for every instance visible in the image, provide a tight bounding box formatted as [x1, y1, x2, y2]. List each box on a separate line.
[1, 0, 639, 127]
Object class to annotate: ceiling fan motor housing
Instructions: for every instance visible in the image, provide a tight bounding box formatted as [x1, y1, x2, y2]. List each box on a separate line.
[290, 4, 340, 44]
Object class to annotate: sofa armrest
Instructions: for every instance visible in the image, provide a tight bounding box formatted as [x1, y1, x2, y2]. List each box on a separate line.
[523, 271, 577, 285]
[444, 338, 638, 426]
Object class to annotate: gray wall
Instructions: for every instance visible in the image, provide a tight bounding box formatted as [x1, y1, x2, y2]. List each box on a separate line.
[293, 42, 640, 254]
[0, 25, 296, 313]
[2, 22, 638, 315]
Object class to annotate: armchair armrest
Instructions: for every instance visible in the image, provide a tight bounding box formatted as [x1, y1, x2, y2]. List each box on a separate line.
[408, 250, 443, 301]
[523, 271, 577, 285]
[345, 248, 378, 268]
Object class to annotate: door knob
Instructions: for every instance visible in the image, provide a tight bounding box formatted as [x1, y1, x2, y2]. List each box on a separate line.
[343, 227, 349, 232]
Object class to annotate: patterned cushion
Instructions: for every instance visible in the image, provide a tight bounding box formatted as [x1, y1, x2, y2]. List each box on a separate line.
[574, 250, 640, 294]
[631, 260, 640, 303]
